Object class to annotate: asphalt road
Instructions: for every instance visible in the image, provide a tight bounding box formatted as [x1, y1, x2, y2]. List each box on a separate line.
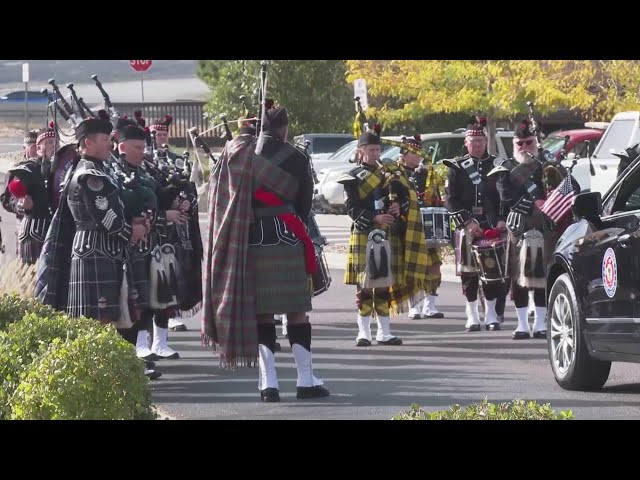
[147, 272, 640, 420]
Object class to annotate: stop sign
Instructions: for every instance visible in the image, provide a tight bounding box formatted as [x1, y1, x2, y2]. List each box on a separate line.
[129, 60, 152, 72]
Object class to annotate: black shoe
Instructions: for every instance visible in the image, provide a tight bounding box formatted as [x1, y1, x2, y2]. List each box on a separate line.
[533, 330, 547, 339]
[512, 331, 531, 340]
[356, 338, 371, 347]
[170, 324, 187, 332]
[486, 323, 501, 331]
[377, 337, 403, 346]
[409, 314, 422, 320]
[145, 369, 162, 381]
[261, 388, 280, 402]
[466, 324, 481, 332]
[144, 360, 156, 370]
[296, 385, 330, 399]
[426, 312, 445, 319]
[141, 353, 160, 361]
[274, 342, 282, 352]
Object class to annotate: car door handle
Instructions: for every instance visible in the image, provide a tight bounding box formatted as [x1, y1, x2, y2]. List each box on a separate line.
[618, 234, 632, 247]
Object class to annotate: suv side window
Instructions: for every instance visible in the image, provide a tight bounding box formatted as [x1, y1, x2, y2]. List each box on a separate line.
[432, 138, 465, 162]
[420, 139, 463, 162]
[610, 164, 640, 214]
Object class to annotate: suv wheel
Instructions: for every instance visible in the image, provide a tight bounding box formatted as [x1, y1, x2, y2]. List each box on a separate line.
[547, 273, 611, 391]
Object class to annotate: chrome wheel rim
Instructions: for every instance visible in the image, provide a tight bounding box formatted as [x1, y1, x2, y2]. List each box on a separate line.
[550, 293, 575, 376]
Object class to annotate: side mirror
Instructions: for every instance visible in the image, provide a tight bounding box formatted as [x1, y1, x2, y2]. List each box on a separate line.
[572, 191, 602, 222]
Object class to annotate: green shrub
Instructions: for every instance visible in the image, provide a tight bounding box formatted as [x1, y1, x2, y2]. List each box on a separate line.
[10, 328, 155, 420]
[393, 399, 575, 420]
[0, 313, 107, 419]
[0, 294, 60, 332]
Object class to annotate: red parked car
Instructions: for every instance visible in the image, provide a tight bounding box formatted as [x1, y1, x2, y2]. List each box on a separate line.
[542, 126, 606, 160]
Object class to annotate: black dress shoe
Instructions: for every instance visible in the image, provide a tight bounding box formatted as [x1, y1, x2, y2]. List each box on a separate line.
[356, 338, 371, 347]
[466, 324, 481, 332]
[274, 342, 282, 352]
[426, 312, 445, 319]
[144, 360, 156, 370]
[145, 369, 162, 381]
[533, 330, 547, 339]
[297, 385, 330, 399]
[377, 337, 403, 346]
[486, 323, 501, 331]
[261, 388, 280, 402]
[409, 314, 422, 320]
[512, 331, 531, 340]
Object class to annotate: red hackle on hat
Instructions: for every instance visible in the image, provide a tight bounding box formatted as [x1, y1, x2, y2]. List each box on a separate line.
[373, 123, 382, 136]
[48, 121, 54, 129]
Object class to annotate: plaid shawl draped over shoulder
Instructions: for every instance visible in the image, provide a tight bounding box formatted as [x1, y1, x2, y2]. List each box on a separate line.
[202, 135, 299, 369]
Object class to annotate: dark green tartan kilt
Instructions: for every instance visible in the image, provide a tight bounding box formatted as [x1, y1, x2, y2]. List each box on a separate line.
[249, 242, 312, 314]
[344, 229, 404, 287]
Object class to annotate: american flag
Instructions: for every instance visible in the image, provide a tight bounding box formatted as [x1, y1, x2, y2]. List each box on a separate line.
[540, 175, 576, 223]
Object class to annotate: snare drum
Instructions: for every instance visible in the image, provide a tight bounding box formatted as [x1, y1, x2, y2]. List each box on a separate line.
[420, 207, 452, 247]
[471, 235, 510, 284]
[306, 211, 328, 247]
[311, 245, 331, 296]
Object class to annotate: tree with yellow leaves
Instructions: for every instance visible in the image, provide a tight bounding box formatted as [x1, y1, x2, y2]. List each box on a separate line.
[346, 60, 640, 154]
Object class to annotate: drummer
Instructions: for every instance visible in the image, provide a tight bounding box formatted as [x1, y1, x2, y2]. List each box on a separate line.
[444, 116, 508, 332]
[397, 135, 445, 319]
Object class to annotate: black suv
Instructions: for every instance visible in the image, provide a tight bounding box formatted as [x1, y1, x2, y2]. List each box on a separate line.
[547, 155, 640, 390]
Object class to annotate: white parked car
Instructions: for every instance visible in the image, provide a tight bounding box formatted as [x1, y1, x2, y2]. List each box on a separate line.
[313, 129, 515, 214]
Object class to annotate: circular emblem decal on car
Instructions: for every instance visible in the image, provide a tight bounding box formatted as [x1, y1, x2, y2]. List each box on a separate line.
[602, 247, 617, 298]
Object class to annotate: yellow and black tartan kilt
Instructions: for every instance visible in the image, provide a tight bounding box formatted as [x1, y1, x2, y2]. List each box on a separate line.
[424, 247, 442, 291]
[344, 229, 404, 286]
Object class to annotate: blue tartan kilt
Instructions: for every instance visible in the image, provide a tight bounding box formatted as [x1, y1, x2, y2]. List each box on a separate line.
[126, 248, 151, 310]
[67, 249, 125, 323]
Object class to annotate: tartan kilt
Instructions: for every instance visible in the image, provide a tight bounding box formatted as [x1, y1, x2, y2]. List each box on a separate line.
[249, 242, 312, 314]
[425, 247, 442, 289]
[344, 229, 404, 287]
[125, 246, 151, 310]
[67, 247, 125, 322]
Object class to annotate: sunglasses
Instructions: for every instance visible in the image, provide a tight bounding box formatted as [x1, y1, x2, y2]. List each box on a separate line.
[516, 140, 535, 146]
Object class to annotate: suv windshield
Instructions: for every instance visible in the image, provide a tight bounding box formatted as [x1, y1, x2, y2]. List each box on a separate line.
[595, 119, 636, 157]
[326, 140, 357, 161]
[542, 136, 567, 155]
